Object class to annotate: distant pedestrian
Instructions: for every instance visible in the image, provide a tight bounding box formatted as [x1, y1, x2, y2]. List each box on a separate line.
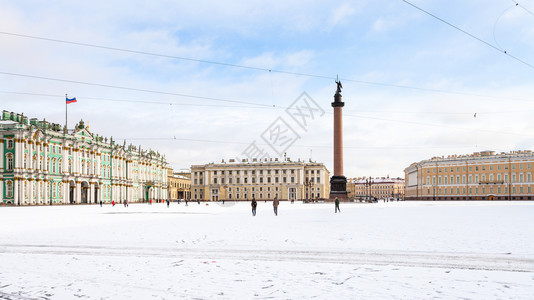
[112, 200, 115, 207]
[291, 198, 294, 204]
[335, 197, 340, 213]
[222, 199, 225, 204]
[99, 200, 102, 207]
[124, 199, 128, 207]
[166, 199, 170, 208]
[251, 196, 257, 216]
[197, 199, 200, 205]
[149, 199, 152, 205]
[273, 196, 279, 216]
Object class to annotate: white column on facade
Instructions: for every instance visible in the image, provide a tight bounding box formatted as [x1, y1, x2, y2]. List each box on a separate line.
[43, 142, 48, 172]
[36, 143, 41, 171]
[89, 182, 95, 204]
[29, 142, 34, 170]
[28, 179, 34, 204]
[63, 181, 68, 204]
[15, 138, 23, 169]
[76, 181, 81, 203]
[14, 179, 20, 205]
[62, 145, 67, 173]
[72, 147, 78, 174]
[35, 179, 41, 204]
[20, 179, 26, 204]
[96, 153, 101, 176]
[44, 180, 49, 204]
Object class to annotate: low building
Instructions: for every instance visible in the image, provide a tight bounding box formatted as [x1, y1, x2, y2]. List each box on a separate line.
[191, 158, 330, 201]
[347, 176, 405, 201]
[1, 110, 168, 205]
[405, 150, 534, 200]
[168, 169, 191, 200]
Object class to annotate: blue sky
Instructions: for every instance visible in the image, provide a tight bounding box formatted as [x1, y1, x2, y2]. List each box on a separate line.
[1, 0, 534, 177]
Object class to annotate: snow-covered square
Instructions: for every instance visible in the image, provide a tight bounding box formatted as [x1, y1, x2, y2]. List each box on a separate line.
[1, 201, 533, 299]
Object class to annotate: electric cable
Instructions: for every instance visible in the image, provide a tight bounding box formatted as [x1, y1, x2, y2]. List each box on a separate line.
[401, 0, 534, 69]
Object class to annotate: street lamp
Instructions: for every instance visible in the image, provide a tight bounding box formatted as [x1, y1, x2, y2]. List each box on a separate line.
[304, 178, 312, 203]
[365, 177, 374, 202]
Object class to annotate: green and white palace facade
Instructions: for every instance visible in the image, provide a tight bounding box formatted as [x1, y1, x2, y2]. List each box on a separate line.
[1, 110, 168, 205]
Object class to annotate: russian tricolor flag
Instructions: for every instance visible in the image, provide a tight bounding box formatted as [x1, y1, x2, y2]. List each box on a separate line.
[66, 97, 77, 104]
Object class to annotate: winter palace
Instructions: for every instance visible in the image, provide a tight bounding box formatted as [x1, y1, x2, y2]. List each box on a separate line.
[1, 110, 168, 205]
[405, 150, 534, 200]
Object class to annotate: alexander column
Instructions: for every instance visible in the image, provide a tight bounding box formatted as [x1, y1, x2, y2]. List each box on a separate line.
[329, 79, 348, 200]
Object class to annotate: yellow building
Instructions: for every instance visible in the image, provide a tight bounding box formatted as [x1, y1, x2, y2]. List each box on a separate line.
[167, 169, 191, 200]
[191, 158, 330, 201]
[347, 176, 405, 201]
[405, 150, 534, 200]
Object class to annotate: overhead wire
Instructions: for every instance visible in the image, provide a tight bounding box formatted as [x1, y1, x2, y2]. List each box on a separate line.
[510, 0, 534, 16]
[400, 0, 534, 70]
[0, 71, 271, 108]
[114, 136, 480, 150]
[0, 30, 532, 101]
[2, 90, 531, 138]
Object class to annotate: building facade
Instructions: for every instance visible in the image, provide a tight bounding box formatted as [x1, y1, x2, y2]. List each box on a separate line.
[191, 158, 330, 201]
[168, 169, 191, 200]
[347, 176, 405, 201]
[405, 150, 534, 200]
[1, 111, 168, 205]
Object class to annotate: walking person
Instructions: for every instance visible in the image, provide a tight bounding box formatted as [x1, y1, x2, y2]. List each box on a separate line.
[251, 196, 257, 216]
[99, 200, 102, 207]
[166, 199, 170, 208]
[112, 200, 115, 207]
[335, 197, 340, 213]
[273, 195, 279, 216]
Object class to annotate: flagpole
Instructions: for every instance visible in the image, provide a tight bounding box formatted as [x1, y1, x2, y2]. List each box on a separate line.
[65, 93, 68, 133]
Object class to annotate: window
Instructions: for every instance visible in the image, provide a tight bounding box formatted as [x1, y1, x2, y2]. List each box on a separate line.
[6, 180, 14, 198]
[7, 139, 14, 149]
[6, 153, 14, 171]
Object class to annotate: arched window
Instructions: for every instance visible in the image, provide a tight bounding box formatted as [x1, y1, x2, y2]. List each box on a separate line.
[7, 139, 14, 149]
[6, 180, 14, 198]
[6, 153, 14, 171]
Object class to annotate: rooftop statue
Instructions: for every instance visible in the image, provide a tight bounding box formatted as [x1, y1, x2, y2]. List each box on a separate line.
[335, 79, 343, 94]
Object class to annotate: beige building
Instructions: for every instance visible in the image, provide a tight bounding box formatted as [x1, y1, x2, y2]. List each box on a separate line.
[347, 176, 405, 201]
[405, 150, 534, 200]
[191, 158, 330, 201]
[167, 169, 191, 200]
